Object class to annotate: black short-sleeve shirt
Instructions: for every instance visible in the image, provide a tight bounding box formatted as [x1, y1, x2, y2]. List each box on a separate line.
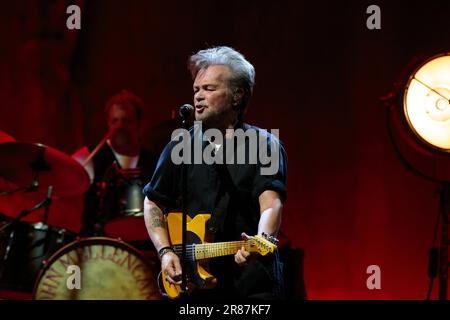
[143, 122, 288, 241]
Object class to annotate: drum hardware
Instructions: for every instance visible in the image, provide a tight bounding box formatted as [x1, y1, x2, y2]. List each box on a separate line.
[0, 217, 76, 296]
[0, 136, 157, 298]
[97, 162, 149, 242]
[92, 161, 120, 233]
[0, 185, 53, 233]
[0, 185, 76, 296]
[0, 186, 53, 281]
[100, 162, 144, 216]
[0, 180, 38, 197]
[0, 140, 89, 297]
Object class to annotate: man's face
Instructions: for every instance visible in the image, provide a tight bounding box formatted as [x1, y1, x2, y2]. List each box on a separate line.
[193, 65, 236, 129]
[107, 103, 139, 145]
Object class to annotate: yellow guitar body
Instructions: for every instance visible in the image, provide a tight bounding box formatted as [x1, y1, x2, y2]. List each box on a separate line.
[160, 213, 216, 299]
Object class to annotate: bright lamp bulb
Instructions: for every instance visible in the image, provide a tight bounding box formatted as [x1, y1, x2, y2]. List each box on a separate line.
[404, 53, 450, 152]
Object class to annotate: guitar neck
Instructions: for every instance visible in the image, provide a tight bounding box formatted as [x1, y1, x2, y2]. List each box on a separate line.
[192, 241, 255, 260]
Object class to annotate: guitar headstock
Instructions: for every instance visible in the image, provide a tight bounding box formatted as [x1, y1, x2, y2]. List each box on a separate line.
[248, 233, 278, 256]
[262, 232, 279, 245]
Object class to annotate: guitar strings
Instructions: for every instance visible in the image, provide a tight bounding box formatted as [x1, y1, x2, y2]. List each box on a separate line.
[171, 241, 250, 260]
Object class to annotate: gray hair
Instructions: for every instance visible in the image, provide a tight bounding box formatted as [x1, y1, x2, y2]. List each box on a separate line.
[188, 46, 255, 115]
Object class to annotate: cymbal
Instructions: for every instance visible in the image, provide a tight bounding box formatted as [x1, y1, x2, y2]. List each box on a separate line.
[0, 130, 16, 143]
[0, 142, 90, 197]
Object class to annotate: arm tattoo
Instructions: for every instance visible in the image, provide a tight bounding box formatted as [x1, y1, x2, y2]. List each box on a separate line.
[149, 206, 166, 228]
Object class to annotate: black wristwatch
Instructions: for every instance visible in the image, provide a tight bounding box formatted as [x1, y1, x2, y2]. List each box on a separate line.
[158, 246, 175, 259]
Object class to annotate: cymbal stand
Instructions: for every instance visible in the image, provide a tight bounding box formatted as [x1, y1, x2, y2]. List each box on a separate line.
[0, 180, 38, 196]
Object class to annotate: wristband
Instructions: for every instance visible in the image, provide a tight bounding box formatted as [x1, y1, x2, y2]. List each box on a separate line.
[158, 246, 174, 259]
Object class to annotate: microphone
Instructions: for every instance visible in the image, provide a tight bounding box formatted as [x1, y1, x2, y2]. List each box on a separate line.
[179, 104, 194, 119]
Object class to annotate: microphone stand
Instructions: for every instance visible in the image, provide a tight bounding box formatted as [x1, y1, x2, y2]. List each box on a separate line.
[179, 104, 193, 298]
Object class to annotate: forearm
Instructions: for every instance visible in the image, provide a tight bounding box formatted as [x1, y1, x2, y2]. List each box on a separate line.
[144, 197, 172, 252]
[258, 197, 282, 236]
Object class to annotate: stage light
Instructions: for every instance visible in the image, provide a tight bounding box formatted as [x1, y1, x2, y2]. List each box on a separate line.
[387, 51, 450, 301]
[403, 53, 450, 153]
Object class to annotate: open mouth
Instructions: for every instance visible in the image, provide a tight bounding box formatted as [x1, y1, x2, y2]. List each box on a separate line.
[195, 105, 206, 113]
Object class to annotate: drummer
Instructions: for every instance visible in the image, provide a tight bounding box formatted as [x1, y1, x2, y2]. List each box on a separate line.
[72, 90, 158, 236]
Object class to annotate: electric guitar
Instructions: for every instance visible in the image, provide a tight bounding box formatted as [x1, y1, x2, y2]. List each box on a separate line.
[158, 212, 278, 299]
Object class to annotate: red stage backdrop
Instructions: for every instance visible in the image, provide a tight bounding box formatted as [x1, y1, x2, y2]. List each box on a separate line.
[1, 0, 449, 299]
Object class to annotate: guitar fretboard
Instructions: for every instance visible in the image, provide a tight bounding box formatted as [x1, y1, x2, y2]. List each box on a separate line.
[173, 241, 254, 261]
[195, 241, 253, 260]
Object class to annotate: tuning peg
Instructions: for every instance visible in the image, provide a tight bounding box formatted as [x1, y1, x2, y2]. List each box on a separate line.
[261, 232, 278, 244]
[241, 232, 253, 241]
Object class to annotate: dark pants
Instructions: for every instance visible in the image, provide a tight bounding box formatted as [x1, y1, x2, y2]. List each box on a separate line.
[188, 253, 285, 301]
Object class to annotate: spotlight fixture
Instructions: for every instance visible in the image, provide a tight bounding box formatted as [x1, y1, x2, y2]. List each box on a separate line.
[403, 53, 450, 153]
[387, 51, 450, 301]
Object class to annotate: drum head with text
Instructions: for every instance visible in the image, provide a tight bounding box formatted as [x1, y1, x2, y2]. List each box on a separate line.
[33, 237, 161, 300]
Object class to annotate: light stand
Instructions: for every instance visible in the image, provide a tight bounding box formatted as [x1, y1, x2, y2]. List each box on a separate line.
[438, 183, 450, 300]
[386, 52, 450, 300]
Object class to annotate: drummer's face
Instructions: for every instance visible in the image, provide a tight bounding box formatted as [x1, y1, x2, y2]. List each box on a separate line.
[108, 104, 139, 136]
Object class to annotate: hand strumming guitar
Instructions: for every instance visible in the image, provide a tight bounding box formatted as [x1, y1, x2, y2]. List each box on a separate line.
[161, 251, 182, 285]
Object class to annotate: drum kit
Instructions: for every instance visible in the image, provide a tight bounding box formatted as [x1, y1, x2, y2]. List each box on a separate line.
[0, 131, 161, 300]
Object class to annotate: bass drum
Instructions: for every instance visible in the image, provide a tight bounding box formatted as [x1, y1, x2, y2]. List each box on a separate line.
[33, 237, 161, 300]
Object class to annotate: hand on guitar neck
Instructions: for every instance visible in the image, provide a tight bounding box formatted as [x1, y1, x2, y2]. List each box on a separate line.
[235, 232, 258, 266]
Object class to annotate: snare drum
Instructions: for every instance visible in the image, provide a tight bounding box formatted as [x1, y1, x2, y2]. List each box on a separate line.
[33, 237, 161, 300]
[0, 216, 76, 298]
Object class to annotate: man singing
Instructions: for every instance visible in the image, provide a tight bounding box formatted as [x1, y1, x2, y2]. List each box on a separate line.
[143, 46, 288, 299]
